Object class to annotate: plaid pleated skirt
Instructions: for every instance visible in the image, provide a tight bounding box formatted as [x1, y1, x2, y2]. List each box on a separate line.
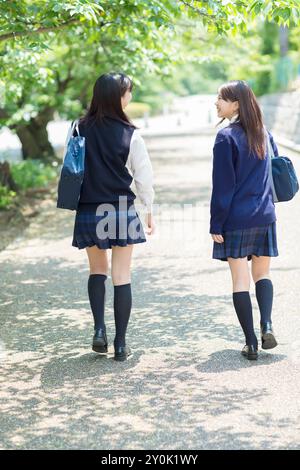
[213, 222, 279, 261]
[72, 201, 146, 250]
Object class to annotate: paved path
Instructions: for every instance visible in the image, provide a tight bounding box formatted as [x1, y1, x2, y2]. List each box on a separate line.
[0, 132, 300, 450]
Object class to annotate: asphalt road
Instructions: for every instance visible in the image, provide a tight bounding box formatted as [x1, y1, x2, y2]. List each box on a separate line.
[0, 132, 299, 450]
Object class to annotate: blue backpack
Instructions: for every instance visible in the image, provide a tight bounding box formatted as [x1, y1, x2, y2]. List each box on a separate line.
[266, 132, 299, 203]
[57, 120, 85, 210]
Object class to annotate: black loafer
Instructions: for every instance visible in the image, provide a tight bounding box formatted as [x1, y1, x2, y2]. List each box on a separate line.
[114, 346, 131, 362]
[92, 328, 108, 353]
[261, 322, 278, 350]
[241, 344, 258, 360]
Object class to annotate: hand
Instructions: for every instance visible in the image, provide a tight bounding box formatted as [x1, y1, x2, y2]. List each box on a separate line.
[145, 213, 155, 235]
[211, 234, 224, 243]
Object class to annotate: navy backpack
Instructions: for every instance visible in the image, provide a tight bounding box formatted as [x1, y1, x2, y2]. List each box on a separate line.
[266, 132, 299, 203]
[57, 120, 85, 210]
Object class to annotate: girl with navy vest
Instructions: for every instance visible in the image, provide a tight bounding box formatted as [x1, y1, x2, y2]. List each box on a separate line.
[71, 73, 155, 361]
[210, 80, 278, 360]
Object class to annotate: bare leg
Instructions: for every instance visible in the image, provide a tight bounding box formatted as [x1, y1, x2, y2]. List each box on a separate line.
[251, 255, 271, 284]
[228, 257, 250, 292]
[111, 245, 133, 286]
[86, 245, 109, 275]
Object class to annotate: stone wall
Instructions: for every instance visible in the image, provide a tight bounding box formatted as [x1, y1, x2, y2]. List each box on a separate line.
[259, 91, 300, 149]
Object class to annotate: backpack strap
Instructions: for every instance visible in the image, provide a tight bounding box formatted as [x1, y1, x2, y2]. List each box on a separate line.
[265, 128, 275, 160]
[264, 127, 278, 202]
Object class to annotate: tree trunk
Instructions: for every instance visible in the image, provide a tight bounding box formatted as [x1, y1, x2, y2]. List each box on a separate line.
[3, 72, 71, 163]
[12, 107, 58, 163]
[0, 161, 19, 191]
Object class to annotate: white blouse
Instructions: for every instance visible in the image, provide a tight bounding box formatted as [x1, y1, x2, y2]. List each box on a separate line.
[126, 130, 155, 213]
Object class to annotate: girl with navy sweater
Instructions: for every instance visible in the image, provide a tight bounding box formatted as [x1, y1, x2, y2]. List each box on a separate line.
[210, 80, 278, 360]
[71, 73, 155, 361]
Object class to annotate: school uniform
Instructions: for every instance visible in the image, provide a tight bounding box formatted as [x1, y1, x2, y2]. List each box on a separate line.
[70, 116, 154, 249]
[210, 116, 279, 261]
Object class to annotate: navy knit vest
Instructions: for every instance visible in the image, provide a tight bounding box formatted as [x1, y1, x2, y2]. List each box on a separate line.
[73, 117, 136, 205]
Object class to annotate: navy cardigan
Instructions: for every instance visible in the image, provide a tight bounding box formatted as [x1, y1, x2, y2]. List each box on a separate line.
[210, 123, 278, 234]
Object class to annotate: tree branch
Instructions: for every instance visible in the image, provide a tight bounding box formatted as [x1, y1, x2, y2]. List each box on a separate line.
[0, 18, 80, 42]
[0, 18, 117, 43]
[180, 1, 217, 19]
[55, 68, 73, 94]
[0, 107, 10, 119]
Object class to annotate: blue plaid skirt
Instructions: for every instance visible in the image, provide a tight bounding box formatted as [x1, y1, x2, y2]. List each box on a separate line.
[72, 201, 146, 250]
[213, 222, 279, 261]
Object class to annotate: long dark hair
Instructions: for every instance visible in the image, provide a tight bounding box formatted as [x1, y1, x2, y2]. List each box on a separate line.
[80, 72, 135, 127]
[218, 80, 266, 159]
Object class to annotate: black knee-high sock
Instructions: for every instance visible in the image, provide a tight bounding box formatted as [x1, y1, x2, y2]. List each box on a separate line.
[87, 274, 107, 331]
[232, 291, 258, 347]
[255, 278, 273, 325]
[114, 283, 132, 348]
